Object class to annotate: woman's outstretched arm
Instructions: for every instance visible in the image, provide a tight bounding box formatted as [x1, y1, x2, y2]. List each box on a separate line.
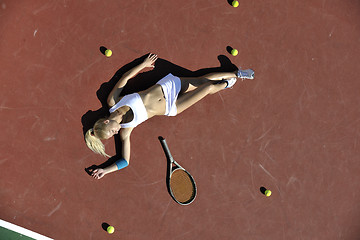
[107, 53, 158, 107]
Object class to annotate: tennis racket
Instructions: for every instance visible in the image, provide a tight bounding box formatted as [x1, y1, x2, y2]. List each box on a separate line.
[158, 137, 197, 205]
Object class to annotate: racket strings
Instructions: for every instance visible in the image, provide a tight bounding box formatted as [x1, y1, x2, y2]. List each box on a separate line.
[170, 169, 195, 203]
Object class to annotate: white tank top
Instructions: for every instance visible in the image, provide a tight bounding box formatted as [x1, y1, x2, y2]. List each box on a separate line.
[109, 93, 148, 128]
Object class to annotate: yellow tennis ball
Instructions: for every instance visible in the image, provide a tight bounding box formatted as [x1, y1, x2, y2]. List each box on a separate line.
[265, 190, 272, 197]
[231, 49, 238, 56]
[107, 226, 115, 234]
[105, 49, 112, 57]
[232, 0, 239, 7]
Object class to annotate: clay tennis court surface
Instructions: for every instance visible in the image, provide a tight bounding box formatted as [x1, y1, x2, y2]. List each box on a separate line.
[1, 1, 360, 239]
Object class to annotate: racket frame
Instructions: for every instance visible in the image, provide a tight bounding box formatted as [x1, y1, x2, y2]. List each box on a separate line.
[159, 137, 197, 205]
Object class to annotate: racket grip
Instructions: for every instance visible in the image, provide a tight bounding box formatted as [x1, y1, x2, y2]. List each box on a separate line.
[158, 136, 174, 161]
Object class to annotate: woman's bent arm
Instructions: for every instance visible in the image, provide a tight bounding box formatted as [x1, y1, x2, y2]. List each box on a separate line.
[121, 135, 131, 162]
[107, 53, 158, 107]
[91, 128, 133, 180]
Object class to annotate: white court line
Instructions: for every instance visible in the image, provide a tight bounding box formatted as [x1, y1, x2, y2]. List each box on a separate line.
[0, 219, 53, 240]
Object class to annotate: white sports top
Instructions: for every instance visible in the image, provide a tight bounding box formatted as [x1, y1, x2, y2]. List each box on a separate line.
[109, 93, 148, 128]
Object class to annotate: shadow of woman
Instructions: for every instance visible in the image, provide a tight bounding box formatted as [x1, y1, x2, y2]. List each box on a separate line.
[82, 53, 237, 175]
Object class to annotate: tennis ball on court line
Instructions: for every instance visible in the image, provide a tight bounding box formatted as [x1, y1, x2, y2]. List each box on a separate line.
[107, 226, 115, 234]
[232, 0, 239, 7]
[231, 49, 238, 56]
[264, 189, 272, 197]
[105, 49, 112, 57]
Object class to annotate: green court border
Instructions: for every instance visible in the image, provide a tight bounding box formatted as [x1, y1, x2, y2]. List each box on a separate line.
[0, 220, 53, 240]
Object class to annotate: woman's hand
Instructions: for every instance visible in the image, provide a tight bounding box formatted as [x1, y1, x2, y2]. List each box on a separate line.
[91, 168, 106, 180]
[143, 53, 158, 68]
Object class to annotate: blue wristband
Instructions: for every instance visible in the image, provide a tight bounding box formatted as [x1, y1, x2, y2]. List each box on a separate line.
[115, 158, 128, 170]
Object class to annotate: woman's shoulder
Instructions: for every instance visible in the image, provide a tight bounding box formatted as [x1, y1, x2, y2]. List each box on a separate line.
[119, 126, 134, 139]
[108, 95, 125, 110]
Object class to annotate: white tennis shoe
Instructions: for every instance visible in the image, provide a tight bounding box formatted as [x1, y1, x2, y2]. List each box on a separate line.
[224, 77, 237, 89]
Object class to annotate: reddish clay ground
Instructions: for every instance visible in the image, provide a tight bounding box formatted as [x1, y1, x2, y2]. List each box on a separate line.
[1, 0, 360, 239]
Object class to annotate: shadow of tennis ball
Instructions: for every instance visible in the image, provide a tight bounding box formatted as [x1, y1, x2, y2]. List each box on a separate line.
[100, 46, 107, 55]
[101, 222, 110, 232]
[260, 187, 267, 195]
[226, 46, 234, 54]
[226, 0, 235, 6]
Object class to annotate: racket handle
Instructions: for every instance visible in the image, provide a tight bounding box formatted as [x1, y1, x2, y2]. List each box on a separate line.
[158, 136, 174, 162]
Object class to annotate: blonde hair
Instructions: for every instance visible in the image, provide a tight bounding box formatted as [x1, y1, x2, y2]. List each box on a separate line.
[85, 118, 110, 157]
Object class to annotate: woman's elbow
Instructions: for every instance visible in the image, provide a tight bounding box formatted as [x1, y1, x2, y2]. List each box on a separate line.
[107, 97, 115, 107]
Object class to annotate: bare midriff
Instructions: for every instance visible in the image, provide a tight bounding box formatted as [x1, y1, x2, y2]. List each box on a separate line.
[138, 84, 167, 118]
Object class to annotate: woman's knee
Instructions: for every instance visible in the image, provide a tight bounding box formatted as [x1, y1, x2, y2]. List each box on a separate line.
[180, 77, 208, 93]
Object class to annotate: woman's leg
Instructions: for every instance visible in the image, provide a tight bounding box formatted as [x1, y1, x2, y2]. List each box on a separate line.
[180, 71, 237, 93]
[202, 72, 237, 80]
[176, 81, 227, 115]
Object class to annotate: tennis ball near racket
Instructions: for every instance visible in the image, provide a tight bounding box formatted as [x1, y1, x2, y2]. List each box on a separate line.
[107, 226, 115, 234]
[231, 49, 238, 56]
[264, 189, 272, 197]
[105, 49, 112, 57]
[232, 0, 239, 7]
